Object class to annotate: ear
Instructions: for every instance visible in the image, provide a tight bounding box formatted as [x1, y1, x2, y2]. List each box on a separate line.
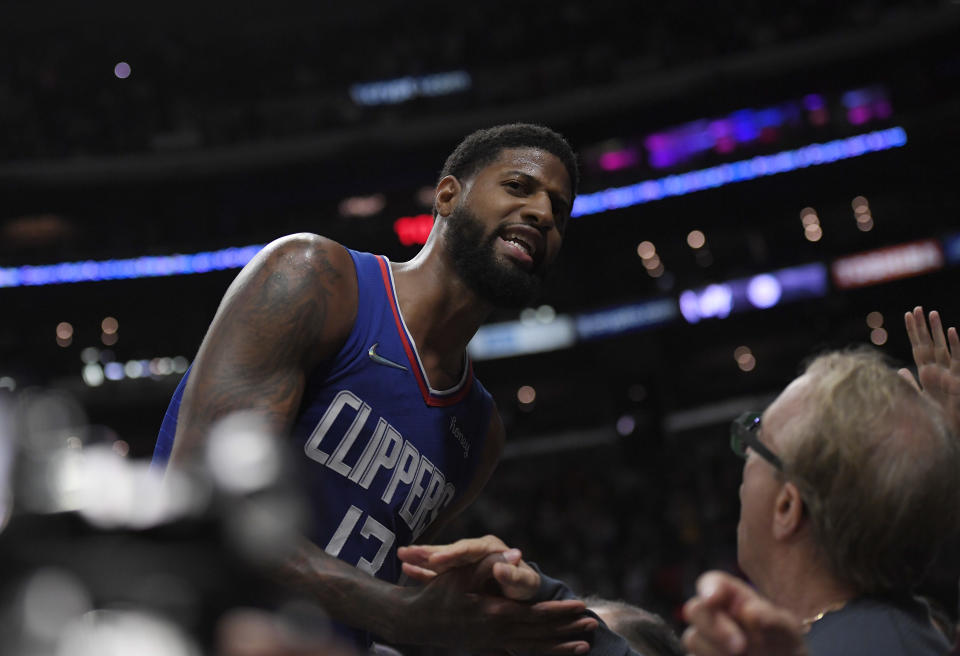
[772, 481, 805, 540]
[435, 175, 462, 219]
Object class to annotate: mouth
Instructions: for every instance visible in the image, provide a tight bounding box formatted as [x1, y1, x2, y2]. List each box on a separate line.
[497, 225, 543, 271]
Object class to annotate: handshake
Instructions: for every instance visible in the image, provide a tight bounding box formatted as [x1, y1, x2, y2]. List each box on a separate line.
[397, 535, 809, 656]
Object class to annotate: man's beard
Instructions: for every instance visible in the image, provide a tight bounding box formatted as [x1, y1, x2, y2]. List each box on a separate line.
[445, 205, 545, 309]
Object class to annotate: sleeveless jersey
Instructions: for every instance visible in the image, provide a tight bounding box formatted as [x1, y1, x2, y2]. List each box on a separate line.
[153, 249, 495, 642]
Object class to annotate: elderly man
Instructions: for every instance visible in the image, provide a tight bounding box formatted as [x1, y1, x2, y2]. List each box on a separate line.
[682, 340, 959, 656]
[400, 309, 960, 656]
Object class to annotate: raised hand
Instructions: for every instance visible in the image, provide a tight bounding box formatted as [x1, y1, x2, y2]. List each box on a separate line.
[682, 571, 807, 656]
[901, 307, 960, 433]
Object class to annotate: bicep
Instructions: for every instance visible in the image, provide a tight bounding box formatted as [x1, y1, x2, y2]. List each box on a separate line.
[170, 235, 357, 466]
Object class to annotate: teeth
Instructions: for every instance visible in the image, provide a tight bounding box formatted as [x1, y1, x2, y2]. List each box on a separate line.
[506, 237, 532, 255]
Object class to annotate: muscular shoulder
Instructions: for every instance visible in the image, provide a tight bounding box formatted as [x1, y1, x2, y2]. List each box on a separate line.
[254, 233, 355, 291]
[214, 233, 358, 365]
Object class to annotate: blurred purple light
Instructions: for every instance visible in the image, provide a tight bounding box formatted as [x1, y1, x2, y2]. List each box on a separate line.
[714, 136, 736, 154]
[873, 99, 893, 119]
[842, 89, 869, 108]
[809, 108, 829, 126]
[678, 291, 701, 324]
[732, 110, 760, 142]
[803, 94, 825, 111]
[114, 62, 131, 79]
[678, 285, 733, 324]
[616, 415, 636, 436]
[775, 263, 829, 296]
[848, 107, 871, 125]
[599, 149, 638, 171]
[572, 127, 907, 218]
[746, 274, 782, 309]
[104, 362, 125, 380]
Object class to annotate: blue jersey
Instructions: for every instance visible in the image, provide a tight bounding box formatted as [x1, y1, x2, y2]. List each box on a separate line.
[154, 249, 495, 639]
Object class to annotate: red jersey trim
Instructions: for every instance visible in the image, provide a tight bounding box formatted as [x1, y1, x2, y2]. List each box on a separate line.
[376, 256, 473, 407]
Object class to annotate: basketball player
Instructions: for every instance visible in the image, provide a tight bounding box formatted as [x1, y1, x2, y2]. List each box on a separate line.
[152, 124, 598, 654]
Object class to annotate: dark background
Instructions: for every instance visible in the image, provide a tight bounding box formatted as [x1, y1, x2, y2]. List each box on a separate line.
[2, 0, 958, 637]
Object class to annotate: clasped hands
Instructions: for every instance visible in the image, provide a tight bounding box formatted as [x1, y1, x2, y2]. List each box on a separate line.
[396, 535, 597, 655]
[397, 537, 808, 656]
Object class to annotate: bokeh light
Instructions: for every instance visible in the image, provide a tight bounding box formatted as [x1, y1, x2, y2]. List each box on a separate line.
[517, 385, 536, 405]
[636, 241, 656, 259]
[870, 327, 888, 345]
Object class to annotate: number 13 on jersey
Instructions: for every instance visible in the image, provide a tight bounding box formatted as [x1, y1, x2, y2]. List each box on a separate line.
[325, 505, 396, 576]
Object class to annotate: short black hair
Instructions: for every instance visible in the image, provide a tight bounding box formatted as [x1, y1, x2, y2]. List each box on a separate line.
[439, 123, 579, 199]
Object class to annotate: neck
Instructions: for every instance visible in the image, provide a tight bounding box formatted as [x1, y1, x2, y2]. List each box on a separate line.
[390, 240, 494, 383]
[758, 549, 857, 621]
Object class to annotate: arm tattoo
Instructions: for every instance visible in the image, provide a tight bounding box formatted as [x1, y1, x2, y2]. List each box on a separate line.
[177, 240, 350, 455]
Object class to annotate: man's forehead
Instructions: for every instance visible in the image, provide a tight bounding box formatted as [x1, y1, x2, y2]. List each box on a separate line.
[485, 148, 572, 190]
[762, 375, 813, 442]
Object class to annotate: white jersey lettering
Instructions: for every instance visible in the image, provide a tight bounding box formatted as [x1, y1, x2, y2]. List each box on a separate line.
[382, 440, 419, 504]
[327, 400, 372, 477]
[303, 390, 363, 465]
[399, 456, 434, 528]
[304, 389, 461, 546]
[358, 422, 403, 489]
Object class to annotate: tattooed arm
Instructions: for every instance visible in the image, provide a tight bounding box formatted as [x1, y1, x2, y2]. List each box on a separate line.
[169, 233, 356, 465]
[167, 234, 592, 652]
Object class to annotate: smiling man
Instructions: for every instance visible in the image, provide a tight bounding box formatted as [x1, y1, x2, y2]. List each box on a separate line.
[151, 124, 598, 654]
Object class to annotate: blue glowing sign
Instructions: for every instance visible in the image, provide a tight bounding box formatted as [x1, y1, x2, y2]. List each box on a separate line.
[350, 71, 471, 106]
[467, 317, 577, 361]
[679, 263, 828, 324]
[572, 127, 907, 218]
[575, 299, 678, 341]
[0, 245, 264, 289]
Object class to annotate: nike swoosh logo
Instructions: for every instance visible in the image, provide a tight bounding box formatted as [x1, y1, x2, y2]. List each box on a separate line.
[368, 343, 408, 371]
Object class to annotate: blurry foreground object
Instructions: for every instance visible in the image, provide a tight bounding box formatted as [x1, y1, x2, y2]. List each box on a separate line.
[0, 388, 356, 656]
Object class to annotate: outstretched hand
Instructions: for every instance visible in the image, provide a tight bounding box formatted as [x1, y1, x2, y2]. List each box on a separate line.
[396, 537, 596, 654]
[901, 307, 960, 433]
[682, 571, 807, 656]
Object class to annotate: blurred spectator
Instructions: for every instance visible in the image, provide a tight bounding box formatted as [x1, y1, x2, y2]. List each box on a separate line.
[585, 596, 686, 656]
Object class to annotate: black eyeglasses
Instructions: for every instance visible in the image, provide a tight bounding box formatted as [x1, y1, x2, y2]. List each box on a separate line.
[730, 411, 783, 471]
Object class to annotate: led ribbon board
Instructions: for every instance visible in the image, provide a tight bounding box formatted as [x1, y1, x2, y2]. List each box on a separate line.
[0, 246, 264, 288]
[678, 263, 829, 324]
[0, 128, 908, 288]
[571, 127, 907, 218]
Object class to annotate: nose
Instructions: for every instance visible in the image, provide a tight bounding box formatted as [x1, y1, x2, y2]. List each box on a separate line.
[523, 191, 555, 229]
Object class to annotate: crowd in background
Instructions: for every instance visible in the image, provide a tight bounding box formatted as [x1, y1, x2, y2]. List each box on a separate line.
[1, 0, 947, 159]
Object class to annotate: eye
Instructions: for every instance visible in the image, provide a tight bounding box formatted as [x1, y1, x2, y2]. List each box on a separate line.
[503, 180, 523, 191]
[552, 201, 570, 231]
